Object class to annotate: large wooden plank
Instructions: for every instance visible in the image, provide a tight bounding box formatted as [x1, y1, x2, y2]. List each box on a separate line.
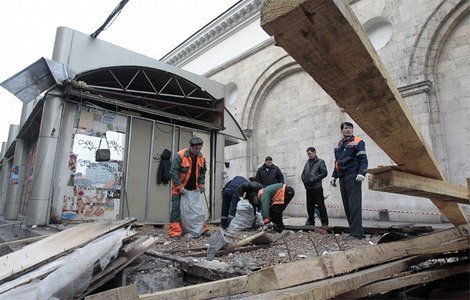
[245, 257, 422, 300]
[369, 169, 470, 204]
[0, 219, 133, 283]
[260, 0, 468, 225]
[260, 0, 442, 180]
[246, 224, 470, 294]
[337, 263, 469, 299]
[139, 275, 249, 300]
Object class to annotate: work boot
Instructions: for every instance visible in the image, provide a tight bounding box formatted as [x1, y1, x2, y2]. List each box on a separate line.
[305, 218, 315, 226]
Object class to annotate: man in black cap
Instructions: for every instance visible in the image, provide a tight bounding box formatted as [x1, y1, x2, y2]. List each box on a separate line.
[169, 136, 208, 238]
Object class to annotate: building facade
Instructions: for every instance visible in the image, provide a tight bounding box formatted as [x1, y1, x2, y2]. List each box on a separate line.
[163, 0, 470, 223]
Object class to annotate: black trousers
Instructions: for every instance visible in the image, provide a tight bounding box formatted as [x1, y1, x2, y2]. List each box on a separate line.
[221, 189, 237, 229]
[339, 173, 364, 237]
[306, 187, 328, 226]
[269, 194, 294, 232]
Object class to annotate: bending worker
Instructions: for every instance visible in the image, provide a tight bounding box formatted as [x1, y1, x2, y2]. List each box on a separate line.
[221, 176, 248, 229]
[169, 136, 208, 238]
[251, 183, 295, 233]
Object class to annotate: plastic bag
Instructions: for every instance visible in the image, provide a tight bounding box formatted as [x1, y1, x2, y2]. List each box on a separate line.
[254, 211, 264, 226]
[180, 190, 205, 237]
[227, 199, 255, 232]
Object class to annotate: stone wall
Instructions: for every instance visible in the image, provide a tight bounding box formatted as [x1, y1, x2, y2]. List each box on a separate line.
[205, 0, 470, 223]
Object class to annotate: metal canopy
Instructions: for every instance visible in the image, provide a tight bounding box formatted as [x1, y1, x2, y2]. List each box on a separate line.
[1, 57, 74, 104]
[67, 66, 225, 130]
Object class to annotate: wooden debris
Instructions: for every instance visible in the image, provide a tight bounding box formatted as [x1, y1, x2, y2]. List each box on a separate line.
[369, 169, 470, 204]
[336, 262, 469, 299]
[79, 237, 158, 299]
[0, 234, 52, 249]
[245, 256, 424, 299]
[246, 225, 470, 294]
[85, 283, 139, 300]
[139, 275, 249, 300]
[223, 231, 272, 250]
[0, 219, 134, 284]
[259, 0, 468, 225]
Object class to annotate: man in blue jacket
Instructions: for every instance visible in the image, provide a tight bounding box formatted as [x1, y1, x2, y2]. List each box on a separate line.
[221, 176, 248, 228]
[330, 122, 368, 239]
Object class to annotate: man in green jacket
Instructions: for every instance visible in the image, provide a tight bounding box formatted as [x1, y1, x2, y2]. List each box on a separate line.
[251, 183, 295, 232]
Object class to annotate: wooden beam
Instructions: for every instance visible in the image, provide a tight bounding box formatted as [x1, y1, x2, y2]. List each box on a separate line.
[337, 263, 469, 299]
[260, 0, 443, 180]
[369, 169, 469, 225]
[0, 234, 52, 249]
[260, 0, 468, 225]
[369, 169, 470, 204]
[139, 275, 249, 300]
[245, 256, 423, 300]
[246, 224, 470, 294]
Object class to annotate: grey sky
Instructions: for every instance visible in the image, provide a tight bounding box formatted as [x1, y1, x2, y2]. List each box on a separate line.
[0, 0, 239, 143]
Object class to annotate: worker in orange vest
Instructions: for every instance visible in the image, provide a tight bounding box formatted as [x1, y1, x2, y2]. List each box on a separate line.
[251, 183, 295, 232]
[169, 136, 208, 238]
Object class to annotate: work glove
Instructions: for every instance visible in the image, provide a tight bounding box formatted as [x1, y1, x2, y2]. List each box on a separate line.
[179, 187, 187, 195]
[199, 187, 205, 194]
[355, 174, 366, 182]
[330, 177, 337, 187]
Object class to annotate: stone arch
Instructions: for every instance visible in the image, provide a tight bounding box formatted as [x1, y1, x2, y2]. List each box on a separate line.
[408, 0, 469, 82]
[240, 54, 304, 172]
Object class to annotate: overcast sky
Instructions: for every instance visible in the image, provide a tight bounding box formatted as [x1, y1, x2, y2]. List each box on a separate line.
[0, 0, 239, 145]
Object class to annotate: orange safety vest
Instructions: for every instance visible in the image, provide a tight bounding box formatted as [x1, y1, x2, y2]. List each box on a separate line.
[171, 149, 206, 195]
[335, 136, 363, 173]
[258, 184, 287, 206]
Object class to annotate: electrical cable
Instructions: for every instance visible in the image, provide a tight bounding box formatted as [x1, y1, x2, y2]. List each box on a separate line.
[90, 0, 130, 38]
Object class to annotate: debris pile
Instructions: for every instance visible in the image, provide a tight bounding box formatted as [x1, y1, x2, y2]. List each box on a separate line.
[139, 224, 470, 299]
[0, 219, 158, 299]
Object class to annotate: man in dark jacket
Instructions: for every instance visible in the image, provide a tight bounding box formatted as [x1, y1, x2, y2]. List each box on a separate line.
[221, 176, 248, 229]
[301, 147, 328, 226]
[255, 156, 284, 187]
[330, 122, 368, 239]
[237, 180, 264, 204]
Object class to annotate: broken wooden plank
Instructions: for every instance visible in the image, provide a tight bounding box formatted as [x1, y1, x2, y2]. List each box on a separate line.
[245, 256, 423, 300]
[139, 275, 249, 300]
[185, 245, 271, 258]
[79, 237, 158, 299]
[405, 237, 469, 255]
[369, 169, 470, 204]
[0, 234, 53, 249]
[0, 219, 134, 284]
[145, 250, 241, 281]
[260, 0, 442, 180]
[223, 231, 271, 250]
[337, 262, 469, 299]
[246, 224, 470, 294]
[85, 284, 139, 300]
